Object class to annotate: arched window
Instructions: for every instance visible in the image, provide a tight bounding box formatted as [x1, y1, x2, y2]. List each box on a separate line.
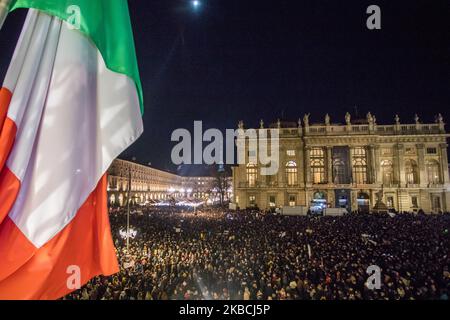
[310, 148, 325, 184]
[351, 147, 368, 184]
[109, 194, 116, 205]
[313, 191, 327, 200]
[286, 161, 298, 186]
[246, 163, 258, 187]
[333, 159, 346, 184]
[426, 160, 441, 184]
[357, 192, 370, 212]
[405, 160, 419, 184]
[381, 160, 393, 185]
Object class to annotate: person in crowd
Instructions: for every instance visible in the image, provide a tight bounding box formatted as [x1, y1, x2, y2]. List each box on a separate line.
[65, 205, 450, 300]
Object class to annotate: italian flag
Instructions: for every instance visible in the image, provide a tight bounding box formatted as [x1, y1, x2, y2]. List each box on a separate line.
[0, 1, 143, 299]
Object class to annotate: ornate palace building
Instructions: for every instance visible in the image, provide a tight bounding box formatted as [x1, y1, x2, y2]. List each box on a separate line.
[232, 113, 450, 213]
[107, 159, 231, 206]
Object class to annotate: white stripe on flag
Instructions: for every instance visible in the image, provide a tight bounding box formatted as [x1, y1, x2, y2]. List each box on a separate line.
[2, 9, 38, 91]
[6, 11, 52, 125]
[6, 15, 61, 180]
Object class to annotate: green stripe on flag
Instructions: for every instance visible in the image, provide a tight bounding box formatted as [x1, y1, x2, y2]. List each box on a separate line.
[10, 0, 144, 114]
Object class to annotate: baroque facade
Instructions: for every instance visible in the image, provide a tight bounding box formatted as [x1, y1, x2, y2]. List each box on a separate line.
[232, 113, 450, 213]
[107, 159, 231, 206]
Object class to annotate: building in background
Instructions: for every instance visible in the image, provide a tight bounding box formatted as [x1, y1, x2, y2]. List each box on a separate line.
[232, 113, 450, 213]
[107, 159, 232, 206]
[107, 159, 182, 206]
[182, 175, 232, 203]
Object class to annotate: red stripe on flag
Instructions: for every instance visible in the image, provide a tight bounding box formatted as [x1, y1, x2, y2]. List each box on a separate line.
[0, 175, 119, 300]
[0, 88, 12, 130]
[0, 167, 21, 227]
[0, 88, 17, 172]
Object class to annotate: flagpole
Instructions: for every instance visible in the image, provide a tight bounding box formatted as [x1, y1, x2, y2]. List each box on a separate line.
[0, 0, 12, 30]
[126, 166, 131, 251]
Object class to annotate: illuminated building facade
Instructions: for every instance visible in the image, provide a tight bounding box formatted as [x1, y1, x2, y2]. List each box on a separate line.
[182, 176, 233, 202]
[107, 159, 182, 206]
[232, 113, 450, 213]
[107, 159, 232, 206]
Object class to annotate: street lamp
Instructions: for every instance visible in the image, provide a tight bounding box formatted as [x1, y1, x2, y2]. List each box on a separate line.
[126, 167, 132, 250]
[125, 163, 139, 251]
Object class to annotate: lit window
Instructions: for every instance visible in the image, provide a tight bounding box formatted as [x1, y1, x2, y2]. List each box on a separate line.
[285, 161, 298, 186]
[386, 196, 394, 208]
[249, 195, 256, 207]
[286, 150, 295, 156]
[269, 196, 276, 207]
[332, 147, 350, 184]
[246, 163, 258, 187]
[288, 195, 296, 206]
[381, 160, 393, 185]
[351, 147, 368, 184]
[405, 160, 419, 184]
[310, 148, 325, 184]
[426, 160, 441, 184]
[333, 159, 346, 184]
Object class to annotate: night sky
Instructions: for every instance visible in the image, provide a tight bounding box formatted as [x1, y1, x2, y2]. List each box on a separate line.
[0, 0, 449, 172]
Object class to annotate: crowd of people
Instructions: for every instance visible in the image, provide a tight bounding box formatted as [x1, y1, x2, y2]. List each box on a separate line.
[66, 206, 450, 300]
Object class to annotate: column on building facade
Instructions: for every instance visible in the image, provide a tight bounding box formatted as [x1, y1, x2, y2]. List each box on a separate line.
[304, 146, 311, 184]
[232, 168, 237, 203]
[439, 143, 450, 184]
[393, 144, 405, 185]
[278, 147, 285, 187]
[326, 146, 333, 184]
[350, 190, 358, 212]
[348, 146, 354, 184]
[367, 145, 375, 184]
[258, 157, 265, 188]
[445, 192, 450, 212]
[374, 145, 381, 184]
[364, 146, 371, 184]
[392, 145, 399, 184]
[297, 145, 305, 186]
[364, 146, 370, 185]
[397, 144, 406, 186]
[416, 144, 427, 186]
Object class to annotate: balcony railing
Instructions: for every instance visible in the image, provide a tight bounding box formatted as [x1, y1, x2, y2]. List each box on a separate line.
[405, 183, 420, 188]
[427, 183, 444, 188]
[236, 181, 447, 189]
[382, 183, 400, 188]
[237, 182, 301, 188]
[297, 123, 443, 136]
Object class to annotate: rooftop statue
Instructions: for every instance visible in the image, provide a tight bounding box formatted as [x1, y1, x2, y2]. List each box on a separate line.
[367, 112, 374, 125]
[345, 112, 351, 125]
[303, 114, 310, 127]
